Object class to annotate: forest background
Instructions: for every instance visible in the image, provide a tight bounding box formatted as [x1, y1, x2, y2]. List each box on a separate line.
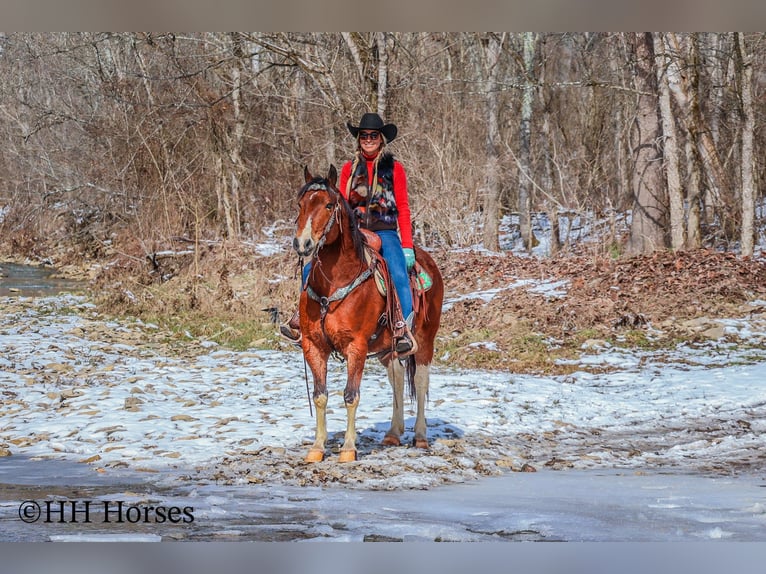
[1, 32, 765, 369]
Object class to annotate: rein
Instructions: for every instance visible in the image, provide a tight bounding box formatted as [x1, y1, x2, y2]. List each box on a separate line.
[314, 195, 339, 254]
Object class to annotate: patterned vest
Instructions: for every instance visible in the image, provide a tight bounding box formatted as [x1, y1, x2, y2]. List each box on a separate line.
[346, 152, 398, 232]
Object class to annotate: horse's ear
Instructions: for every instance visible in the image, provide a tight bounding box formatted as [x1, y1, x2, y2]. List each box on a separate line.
[304, 165, 312, 184]
[327, 164, 338, 188]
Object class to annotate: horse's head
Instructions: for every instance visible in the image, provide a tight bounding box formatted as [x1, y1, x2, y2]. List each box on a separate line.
[293, 165, 341, 257]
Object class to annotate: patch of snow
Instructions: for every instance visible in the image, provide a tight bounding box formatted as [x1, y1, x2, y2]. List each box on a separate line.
[2, 294, 766, 479]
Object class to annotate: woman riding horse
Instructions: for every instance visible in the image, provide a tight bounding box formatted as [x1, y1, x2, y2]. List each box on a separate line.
[281, 112, 417, 356]
[289, 165, 443, 462]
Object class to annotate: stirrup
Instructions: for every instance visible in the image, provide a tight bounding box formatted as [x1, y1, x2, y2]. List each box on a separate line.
[395, 335, 415, 356]
[279, 324, 301, 343]
[279, 309, 301, 344]
[394, 317, 418, 357]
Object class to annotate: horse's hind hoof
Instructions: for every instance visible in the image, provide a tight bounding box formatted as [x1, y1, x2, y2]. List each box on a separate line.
[338, 450, 357, 463]
[413, 438, 429, 449]
[382, 434, 401, 447]
[305, 448, 325, 463]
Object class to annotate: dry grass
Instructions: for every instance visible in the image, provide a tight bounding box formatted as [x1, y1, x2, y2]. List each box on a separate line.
[6, 231, 766, 374]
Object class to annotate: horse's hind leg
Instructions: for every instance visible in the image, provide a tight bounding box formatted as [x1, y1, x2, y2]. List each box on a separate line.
[413, 364, 430, 449]
[382, 360, 405, 446]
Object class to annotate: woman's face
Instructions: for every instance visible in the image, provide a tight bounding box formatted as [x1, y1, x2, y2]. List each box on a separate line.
[358, 130, 383, 156]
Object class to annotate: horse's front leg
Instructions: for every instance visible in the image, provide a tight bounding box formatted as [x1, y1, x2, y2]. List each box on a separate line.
[338, 342, 367, 462]
[303, 343, 330, 463]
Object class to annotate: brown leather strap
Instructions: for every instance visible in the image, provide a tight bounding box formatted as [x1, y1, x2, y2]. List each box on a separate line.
[409, 269, 422, 317]
[375, 255, 406, 348]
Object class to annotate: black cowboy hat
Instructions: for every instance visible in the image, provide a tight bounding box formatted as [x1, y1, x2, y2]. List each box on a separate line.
[346, 112, 398, 143]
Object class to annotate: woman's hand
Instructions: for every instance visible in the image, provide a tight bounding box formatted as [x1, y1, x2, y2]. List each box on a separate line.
[403, 248, 415, 270]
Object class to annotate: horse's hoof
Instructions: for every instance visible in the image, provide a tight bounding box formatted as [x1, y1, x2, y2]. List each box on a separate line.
[413, 438, 429, 449]
[305, 448, 325, 463]
[338, 450, 357, 463]
[381, 434, 401, 447]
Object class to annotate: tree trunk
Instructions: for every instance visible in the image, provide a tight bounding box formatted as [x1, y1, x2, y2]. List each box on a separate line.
[541, 108, 561, 255]
[608, 37, 631, 221]
[673, 34, 729, 225]
[654, 33, 684, 251]
[518, 32, 537, 251]
[376, 32, 389, 116]
[481, 33, 504, 252]
[342, 32, 386, 112]
[685, 137, 703, 248]
[537, 37, 560, 255]
[226, 33, 245, 239]
[735, 32, 756, 257]
[628, 33, 667, 256]
[342, 32, 365, 85]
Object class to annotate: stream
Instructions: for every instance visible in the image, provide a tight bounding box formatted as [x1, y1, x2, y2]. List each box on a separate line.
[0, 262, 85, 297]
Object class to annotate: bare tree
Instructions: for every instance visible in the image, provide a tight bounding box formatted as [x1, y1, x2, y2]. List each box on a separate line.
[375, 32, 390, 116]
[341, 32, 390, 113]
[537, 35, 560, 255]
[518, 32, 537, 251]
[735, 32, 756, 257]
[666, 33, 728, 229]
[628, 33, 667, 255]
[2, 32, 765, 264]
[480, 33, 505, 251]
[654, 33, 685, 251]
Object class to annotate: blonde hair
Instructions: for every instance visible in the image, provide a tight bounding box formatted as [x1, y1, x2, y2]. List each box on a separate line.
[346, 142, 384, 198]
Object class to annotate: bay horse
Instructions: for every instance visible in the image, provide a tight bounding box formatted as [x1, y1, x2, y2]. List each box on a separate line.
[292, 165, 443, 463]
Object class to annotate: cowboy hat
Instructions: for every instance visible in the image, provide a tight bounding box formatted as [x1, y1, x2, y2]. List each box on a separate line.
[346, 112, 398, 143]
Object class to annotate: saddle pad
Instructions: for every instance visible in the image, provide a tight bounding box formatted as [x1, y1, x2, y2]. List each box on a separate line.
[372, 263, 432, 296]
[365, 248, 433, 296]
[374, 269, 387, 296]
[412, 262, 433, 292]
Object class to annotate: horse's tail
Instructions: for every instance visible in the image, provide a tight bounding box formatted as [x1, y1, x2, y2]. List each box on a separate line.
[405, 355, 416, 402]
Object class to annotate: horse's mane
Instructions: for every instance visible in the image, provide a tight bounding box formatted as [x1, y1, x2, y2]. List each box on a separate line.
[298, 176, 366, 261]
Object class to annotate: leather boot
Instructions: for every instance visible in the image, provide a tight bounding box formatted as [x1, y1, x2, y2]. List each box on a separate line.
[395, 312, 418, 357]
[279, 309, 301, 343]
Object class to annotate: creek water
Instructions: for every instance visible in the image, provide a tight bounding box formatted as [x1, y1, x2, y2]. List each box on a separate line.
[0, 262, 84, 297]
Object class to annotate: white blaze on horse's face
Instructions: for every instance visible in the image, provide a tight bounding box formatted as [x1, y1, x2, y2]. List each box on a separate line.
[294, 213, 315, 257]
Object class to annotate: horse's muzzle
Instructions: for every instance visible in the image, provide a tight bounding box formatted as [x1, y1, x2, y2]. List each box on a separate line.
[293, 236, 315, 257]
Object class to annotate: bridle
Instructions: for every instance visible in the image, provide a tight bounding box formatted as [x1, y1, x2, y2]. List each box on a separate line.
[303, 181, 341, 257]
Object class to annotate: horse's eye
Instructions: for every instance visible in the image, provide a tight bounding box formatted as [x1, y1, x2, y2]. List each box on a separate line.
[326, 203, 334, 210]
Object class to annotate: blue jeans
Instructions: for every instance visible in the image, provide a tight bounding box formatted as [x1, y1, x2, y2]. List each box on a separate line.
[302, 229, 412, 319]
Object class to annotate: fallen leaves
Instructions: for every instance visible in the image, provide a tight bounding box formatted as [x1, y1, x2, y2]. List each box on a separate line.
[439, 248, 766, 371]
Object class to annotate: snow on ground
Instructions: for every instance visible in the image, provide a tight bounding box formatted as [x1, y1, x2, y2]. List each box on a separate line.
[3, 264, 766, 541]
[2, 293, 766, 486]
[442, 278, 569, 311]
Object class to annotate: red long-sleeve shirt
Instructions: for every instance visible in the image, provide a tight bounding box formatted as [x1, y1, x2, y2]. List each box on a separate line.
[338, 157, 413, 249]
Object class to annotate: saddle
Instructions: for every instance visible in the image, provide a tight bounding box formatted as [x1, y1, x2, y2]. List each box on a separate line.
[359, 229, 433, 299]
[356, 229, 433, 357]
